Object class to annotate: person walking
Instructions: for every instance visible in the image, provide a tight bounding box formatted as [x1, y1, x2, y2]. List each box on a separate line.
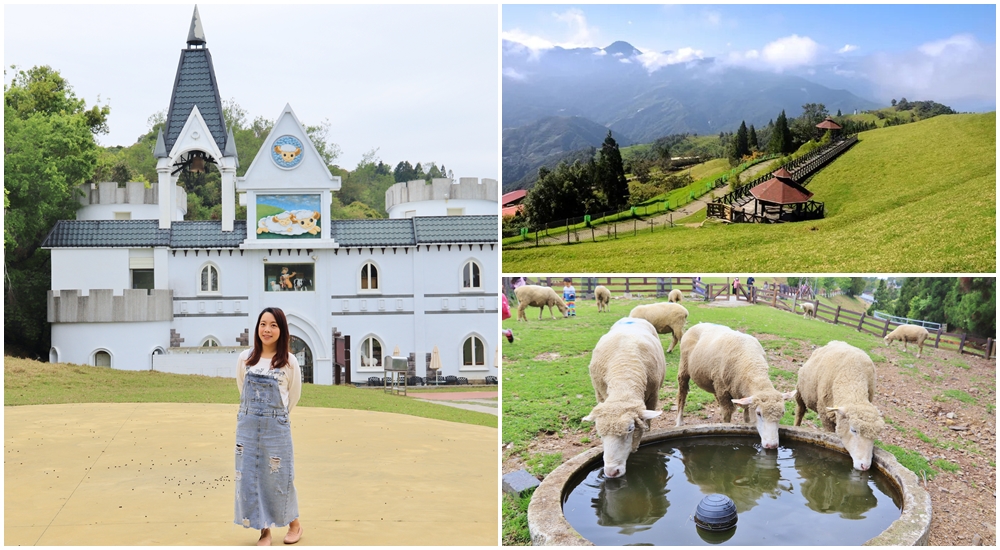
[235, 307, 304, 545]
[562, 277, 576, 317]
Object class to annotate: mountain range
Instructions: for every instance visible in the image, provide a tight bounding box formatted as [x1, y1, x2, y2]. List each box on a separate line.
[503, 39, 882, 191]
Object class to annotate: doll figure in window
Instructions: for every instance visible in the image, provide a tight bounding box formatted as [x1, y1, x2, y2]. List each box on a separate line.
[279, 267, 297, 290]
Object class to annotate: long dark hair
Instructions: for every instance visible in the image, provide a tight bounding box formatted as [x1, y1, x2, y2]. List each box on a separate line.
[247, 307, 290, 369]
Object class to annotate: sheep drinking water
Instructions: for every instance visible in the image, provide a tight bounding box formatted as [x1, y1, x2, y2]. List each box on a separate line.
[675, 323, 795, 449]
[582, 317, 665, 478]
[794, 341, 885, 471]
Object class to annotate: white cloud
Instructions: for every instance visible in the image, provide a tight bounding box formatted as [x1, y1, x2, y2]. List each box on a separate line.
[918, 34, 978, 57]
[501, 29, 554, 52]
[502, 67, 526, 81]
[638, 47, 705, 72]
[867, 34, 994, 105]
[704, 10, 721, 26]
[726, 34, 819, 71]
[500, 8, 600, 56]
[837, 44, 859, 54]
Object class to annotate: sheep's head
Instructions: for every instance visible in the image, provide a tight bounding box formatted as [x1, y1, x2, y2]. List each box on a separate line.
[582, 401, 661, 478]
[828, 404, 884, 471]
[732, 390, 796, 449]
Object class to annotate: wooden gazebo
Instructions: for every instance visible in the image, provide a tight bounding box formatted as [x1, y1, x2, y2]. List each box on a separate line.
[748, 169, 822, 221]
[816, 116, 842, 140]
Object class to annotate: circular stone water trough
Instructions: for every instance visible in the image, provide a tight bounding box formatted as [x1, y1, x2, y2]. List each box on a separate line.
[527, 424, 931, 546]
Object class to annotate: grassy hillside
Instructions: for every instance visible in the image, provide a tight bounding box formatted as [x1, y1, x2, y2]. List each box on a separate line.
[4, 357, 496, 428]
[503, 112, 995, 272]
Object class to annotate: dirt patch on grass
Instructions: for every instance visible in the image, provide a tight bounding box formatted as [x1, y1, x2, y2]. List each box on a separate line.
[533, 352, 562, 362]
[504, 343, 996, 545]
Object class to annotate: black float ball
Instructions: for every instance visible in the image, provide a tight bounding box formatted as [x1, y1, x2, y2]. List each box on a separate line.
[694, 493, 738, 532]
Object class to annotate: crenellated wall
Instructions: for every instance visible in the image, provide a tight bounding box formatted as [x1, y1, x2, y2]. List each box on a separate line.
[48, 289, 174, 323]
[75, 181, 187, 221]
[385, 177, 498, 218]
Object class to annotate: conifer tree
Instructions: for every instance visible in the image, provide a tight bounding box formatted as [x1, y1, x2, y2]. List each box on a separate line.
[597, 130, 629, 210]
[748, 124, 759, 151]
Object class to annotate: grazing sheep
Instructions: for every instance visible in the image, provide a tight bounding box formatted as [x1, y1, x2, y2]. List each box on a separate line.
[668, 289, 682, 303]
[675, 323, 795, 449]
[629, 302, 688, 353]
[884, 324, 929, 358]
[800, 302, 816, 319]
[514, 285, 568, 322]
[582, 317, 666, 478]
[794, 341, 885, 471]
[595, 285, 611, 313]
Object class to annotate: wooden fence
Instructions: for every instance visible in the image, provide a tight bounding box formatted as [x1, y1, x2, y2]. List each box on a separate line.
[751, 287, 996, 360]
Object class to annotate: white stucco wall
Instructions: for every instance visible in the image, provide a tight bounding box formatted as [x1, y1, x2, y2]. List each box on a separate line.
[51, 321, 171, 370]
[387, 198, 497, 218]
[51, 249, 130, 292]
[75, 204, 163, 221]
[153, 349, 243, 378]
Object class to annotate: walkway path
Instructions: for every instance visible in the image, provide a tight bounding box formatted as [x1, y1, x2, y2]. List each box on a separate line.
[5, 403, 497, 546]
[410, 391, 498, 416]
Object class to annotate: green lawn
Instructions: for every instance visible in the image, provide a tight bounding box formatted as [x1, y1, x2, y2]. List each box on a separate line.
[501, 298, 884, 453]
[503, 113, 995, 272]
[4, 357, 496, 428]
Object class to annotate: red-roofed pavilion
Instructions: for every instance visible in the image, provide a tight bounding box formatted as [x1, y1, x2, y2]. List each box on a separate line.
[745, 169, 821, 221]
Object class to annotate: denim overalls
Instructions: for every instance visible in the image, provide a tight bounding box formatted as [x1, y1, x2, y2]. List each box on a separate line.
[234, 370, 298, 529]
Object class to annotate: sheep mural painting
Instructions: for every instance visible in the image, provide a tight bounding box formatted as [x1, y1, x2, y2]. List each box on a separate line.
[675, 323, 795, 449]
[582, 317, 666, 478]
[514, 284, 568, 322]
[794, 341, 885, 471]
[628, 302, 687, 353]
[595, 285, 611, 313]
[667, 289, 682, 303]
[884, 324, 930, 358]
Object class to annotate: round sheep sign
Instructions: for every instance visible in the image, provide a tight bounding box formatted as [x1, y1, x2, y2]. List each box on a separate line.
[270, 135, 304, 169]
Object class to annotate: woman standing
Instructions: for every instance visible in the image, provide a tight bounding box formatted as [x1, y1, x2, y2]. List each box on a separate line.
[235, 307, 304, 545]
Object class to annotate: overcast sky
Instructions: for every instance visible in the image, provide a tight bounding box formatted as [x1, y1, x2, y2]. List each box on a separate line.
[5, 4, 499, 180]
[503, 4, 996, 110]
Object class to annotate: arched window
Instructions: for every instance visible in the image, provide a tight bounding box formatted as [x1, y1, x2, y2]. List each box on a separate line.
[462, 336, 486, 369]
[201, 337, 220, 347]
[360, 262, 379, 291]
[359, 336, 383, 369]
[94, 350, 111, 368]
[462, 260, 482, 290]
[199, 264, 220, 294]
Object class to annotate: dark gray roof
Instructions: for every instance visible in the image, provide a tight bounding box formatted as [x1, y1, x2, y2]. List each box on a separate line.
[413, 216, 497, 243]
[42, 216, 497, 249]
[42, 220, 170, 248]
[163, 48, 227, 155]
[42, 220, 246, 249]
[330, 215, 497, 247]
[170, 221, 247, 248]
[329, 219, 415, 247]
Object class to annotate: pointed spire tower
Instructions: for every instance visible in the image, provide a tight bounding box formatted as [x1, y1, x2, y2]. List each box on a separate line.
[156, 6, 238, 231]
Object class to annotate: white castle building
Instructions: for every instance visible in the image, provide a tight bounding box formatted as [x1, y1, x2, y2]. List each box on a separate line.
[42, 8, 499, 385]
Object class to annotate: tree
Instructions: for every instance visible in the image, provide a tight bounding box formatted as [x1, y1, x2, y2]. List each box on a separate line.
[790, 103, 828, 145]
[393, 161, 417, 182]
[836, 109, 842, 117]
[5, 66, 108, 357]
[523, 161, 592, 229]
[891, 99, 897, 107]
[596, 130, 629, 211]
[732, 121, 750, 161]
[748, 124, 759, 151]
[767, 110, 793, 155]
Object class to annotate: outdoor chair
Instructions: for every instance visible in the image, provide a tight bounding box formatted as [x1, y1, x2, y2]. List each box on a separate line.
[367, 376, 382, 387]
[457, 376, 469, 385]
[485, 375, 498, 385]
[444, 375, 459, 385]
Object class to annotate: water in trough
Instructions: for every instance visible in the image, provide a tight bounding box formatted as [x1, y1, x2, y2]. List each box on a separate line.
[562, 435, 902, 545]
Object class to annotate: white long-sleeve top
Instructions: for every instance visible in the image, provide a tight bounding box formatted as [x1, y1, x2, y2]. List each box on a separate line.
[236, 348, 302, 412]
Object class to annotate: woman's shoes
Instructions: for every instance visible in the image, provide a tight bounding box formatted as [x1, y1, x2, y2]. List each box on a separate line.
[283, 525, 303, 544]
[503, 329, 514, 343]
[257, 528, 271, 546]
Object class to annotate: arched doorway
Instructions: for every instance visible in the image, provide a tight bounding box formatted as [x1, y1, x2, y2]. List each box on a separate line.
[94, 350, 111, 367]
[290, 336, 313, 384]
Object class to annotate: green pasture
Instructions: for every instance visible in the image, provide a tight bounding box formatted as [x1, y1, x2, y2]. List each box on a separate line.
[503, 113, 996, 272]
[4, 357, 496, 428]
[501, 298, 885, 454]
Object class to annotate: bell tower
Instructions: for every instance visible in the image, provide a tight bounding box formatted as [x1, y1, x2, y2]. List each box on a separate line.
[156, 5, 238, 230]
